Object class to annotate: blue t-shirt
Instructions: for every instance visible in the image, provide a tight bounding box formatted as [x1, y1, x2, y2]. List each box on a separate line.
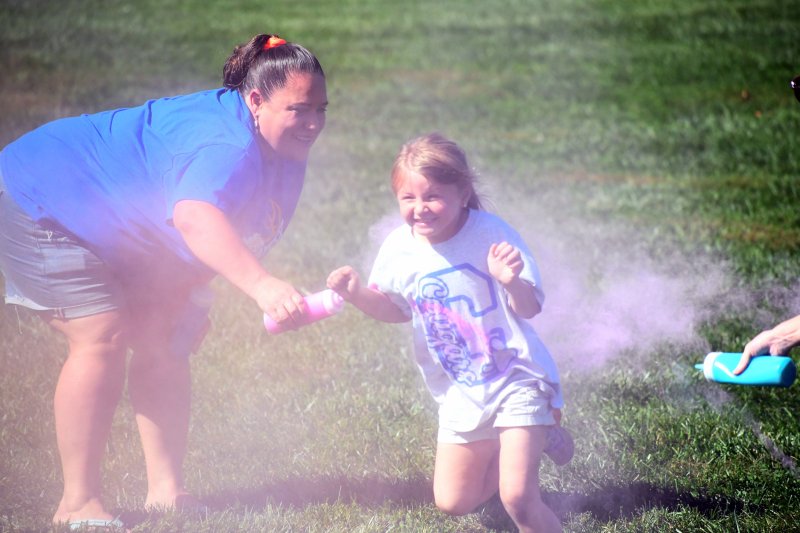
[0, 88, 305, 287]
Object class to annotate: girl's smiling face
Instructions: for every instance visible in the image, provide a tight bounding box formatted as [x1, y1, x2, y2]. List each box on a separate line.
[394, 166, 469, 244]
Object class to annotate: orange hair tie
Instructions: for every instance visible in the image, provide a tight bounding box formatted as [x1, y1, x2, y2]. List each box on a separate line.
[263, 36, 287, 50]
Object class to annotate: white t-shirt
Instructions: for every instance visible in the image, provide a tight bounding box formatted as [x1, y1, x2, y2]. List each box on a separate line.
[369, 209, 563, 432]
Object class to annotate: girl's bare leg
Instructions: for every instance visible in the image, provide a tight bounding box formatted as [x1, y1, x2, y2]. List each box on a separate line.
[432, 439, 500, 515]
[48, 311, 127, 525]
[497, 426, 561, 533]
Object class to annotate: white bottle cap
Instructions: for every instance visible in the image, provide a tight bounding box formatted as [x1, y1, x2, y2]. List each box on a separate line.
[703, 351, 721, 381]
[323, 289, 345, 314]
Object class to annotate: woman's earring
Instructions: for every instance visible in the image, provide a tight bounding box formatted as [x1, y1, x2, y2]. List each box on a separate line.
[254, 114, 259, 130]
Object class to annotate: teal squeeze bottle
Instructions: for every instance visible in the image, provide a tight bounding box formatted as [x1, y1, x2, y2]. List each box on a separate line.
[695, 352, 797, 387]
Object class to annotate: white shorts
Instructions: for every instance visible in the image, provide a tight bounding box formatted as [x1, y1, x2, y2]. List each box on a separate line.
[437, 385, 557, 444]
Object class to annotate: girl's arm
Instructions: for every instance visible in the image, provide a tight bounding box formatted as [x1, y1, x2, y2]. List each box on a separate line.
[327, 266, 410, 323]
[487, 242, 542, 319]
[173, 199, 305, 326]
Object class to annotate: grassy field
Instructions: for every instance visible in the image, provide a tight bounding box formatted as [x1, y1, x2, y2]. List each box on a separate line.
[1, 0, 799, 531]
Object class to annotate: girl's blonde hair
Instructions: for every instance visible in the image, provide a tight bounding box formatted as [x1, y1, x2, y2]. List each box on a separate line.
[391, 133, 482, 210]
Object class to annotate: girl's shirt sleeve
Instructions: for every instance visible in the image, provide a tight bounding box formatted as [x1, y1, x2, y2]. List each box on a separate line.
[368, 230, 414, 319]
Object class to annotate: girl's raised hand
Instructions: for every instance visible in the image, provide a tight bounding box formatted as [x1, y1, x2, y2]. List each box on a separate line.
[488, 242, 524, 285]
[327, 265, 362, 302]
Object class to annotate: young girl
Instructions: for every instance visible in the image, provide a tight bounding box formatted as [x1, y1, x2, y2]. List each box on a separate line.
[327, 133, 571, 532]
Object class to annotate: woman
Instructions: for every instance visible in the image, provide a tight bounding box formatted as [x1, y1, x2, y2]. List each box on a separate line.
[0, 33, 327, 529]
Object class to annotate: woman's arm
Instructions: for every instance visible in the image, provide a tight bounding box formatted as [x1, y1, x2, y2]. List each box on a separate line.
[173, 199, 305, 325]
[327, 266, 410, 323]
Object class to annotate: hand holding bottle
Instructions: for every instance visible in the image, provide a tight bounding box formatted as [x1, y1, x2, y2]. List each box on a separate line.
[696, 352, 796, 387]
[263, 289, 344, 334]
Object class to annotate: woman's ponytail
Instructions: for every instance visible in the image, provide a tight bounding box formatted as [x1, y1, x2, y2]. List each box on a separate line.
[222, 34, 324, 99]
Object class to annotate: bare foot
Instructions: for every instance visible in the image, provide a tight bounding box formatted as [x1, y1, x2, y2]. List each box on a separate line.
[52, 496, 114, 526]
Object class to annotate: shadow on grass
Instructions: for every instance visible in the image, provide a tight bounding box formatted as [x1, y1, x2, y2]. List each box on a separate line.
[206, 477, 744, 520]
[115, 476, 433, 530]
[204, 474, 434, 509]
[546, 481, 745, 520]
[117, 478, 746, 530]
[479, 482, 747, 531]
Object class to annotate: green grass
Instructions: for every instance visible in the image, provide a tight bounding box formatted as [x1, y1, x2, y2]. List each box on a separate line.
[2, 0, 800, 531]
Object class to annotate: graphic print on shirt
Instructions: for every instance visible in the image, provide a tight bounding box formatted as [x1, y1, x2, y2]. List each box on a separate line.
[242, 199, 284, 258]
[415, 263, 519, 386]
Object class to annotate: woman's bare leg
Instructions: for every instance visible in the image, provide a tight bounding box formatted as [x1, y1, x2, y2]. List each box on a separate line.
[127, 305, 196, 510]
[48, 311, 127, 525]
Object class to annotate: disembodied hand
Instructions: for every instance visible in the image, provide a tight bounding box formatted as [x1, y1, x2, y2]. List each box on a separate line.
[734, 314, 800, 374]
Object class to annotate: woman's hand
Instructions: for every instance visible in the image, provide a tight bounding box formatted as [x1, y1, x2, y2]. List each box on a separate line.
[734, 314, 800, 374]
[253, 275, 306, 328]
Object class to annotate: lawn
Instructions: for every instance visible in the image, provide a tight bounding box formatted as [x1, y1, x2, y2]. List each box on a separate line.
[1, 0, 799, 531]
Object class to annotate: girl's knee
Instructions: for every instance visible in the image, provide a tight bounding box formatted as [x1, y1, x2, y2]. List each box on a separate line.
[434, 489, 482, 516]
[434, 497, 472, 516]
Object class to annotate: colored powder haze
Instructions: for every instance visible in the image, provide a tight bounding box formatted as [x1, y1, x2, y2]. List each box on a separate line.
[366, 176, 800, 481]
[366, 178, 785, 373]
[518, 202, 729, 371]
[516, 188, 799, 373]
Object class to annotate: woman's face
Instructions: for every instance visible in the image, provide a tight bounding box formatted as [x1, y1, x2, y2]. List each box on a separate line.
[253, 71, 328, 161]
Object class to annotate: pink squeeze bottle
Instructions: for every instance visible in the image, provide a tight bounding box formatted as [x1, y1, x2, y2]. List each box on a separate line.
[263, 289, 344, 334]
